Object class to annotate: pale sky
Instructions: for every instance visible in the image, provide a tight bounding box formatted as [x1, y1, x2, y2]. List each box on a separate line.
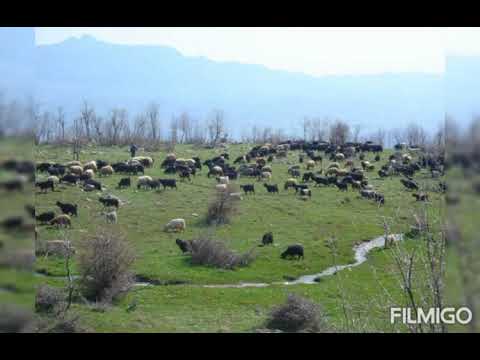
[35, 27, 480, 77]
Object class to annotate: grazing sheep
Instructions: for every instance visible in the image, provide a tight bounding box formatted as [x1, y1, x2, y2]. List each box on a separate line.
[335, 153, 345, 161]
[132, 156, 154, 168]
[300, 188, 312, 197]
[35, 179, 55, 193]
[137, 176, 153, 189]
[118, 177, 131, 189]
[83, 161, 98, 172]
[69, 165, 84, 176]
[83, 169, 94, 179]
[55, 201, 78, 217]
[104, 210, 118, 224]
[175, 238, 193, 253]
[99, 165, 114, 177]
[208, 166, 223, 178]
[284, 178, 298, 190]
[50, 214, 72, 228]
[306, 160, 315, 170]
[83, 184, 96, 192]
[240, 184, 255, 195]
[216, 176, 230, 185]
[264, 183, 279, 193]
[261, 165, 272, 173]
[281, 245, 304, 260]
[261, 232, 273, 246]
[65, 161, 82, 167]
[259, 171, 272, 181]
[99, 197, 120, 209]
[164, 218, 186, 232]
[36, 211, 55, 225]
[412, 193, 429, 202]
[60, 174, 79, 185]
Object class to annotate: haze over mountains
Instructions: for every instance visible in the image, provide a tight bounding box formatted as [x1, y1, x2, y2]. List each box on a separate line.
[1, 27, 478, 138]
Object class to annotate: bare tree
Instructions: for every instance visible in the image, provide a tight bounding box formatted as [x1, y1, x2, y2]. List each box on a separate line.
[207, 109, 225, 146]
[302, 117, 311, 141]
[56, 107, 66, 143]
[146, 103, 161, 143]
[178, 112, 192, 144]
[169, 115, 178, 147]
[79, 101, 95, 142]
[104, 108, 128, 146]
[132, 114, 147, 145]
[329, 119, 350, 146]
[405, 123, 428, 147]
[352, 124, 362, 143]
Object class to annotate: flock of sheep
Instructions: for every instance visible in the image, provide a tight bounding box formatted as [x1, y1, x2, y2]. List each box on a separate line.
[31, 139, 445, 262]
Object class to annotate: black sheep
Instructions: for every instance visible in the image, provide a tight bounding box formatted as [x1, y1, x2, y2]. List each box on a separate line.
[263, 183, 279, 193]
[159, 179, 177, 190]
[175, 238, 192, 253]
[261, 232, 273, 246]
[240, 184, 255, 195]
[35, 179, 54, 193]
[84, 179, 102, 190]
[60, 174, 79, 185]
[99, 197, 120, 209]
[56, 201, 78, 217]
[281, 245, 304, 260]
[36, 211, 56, 225]
[118, 178, 131, 189]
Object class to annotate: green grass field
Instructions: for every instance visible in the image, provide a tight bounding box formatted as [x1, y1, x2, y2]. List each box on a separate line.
[25, 142, 460, 332]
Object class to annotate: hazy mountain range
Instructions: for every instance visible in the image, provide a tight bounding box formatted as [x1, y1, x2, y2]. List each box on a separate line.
[1, 27, 478, 137]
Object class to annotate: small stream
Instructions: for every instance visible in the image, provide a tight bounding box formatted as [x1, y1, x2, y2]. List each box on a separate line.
[35, 234, 403, 289]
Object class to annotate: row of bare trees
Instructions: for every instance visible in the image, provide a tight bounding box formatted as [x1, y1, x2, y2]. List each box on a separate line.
[1, 92, 445, 150]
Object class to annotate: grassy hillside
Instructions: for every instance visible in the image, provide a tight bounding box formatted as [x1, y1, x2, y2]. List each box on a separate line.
[31, 143, 452, 332]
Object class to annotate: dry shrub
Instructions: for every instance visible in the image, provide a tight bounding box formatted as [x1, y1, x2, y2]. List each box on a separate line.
[35, 285, 64, 314]
[206, 184, 240, 225]
[189, 236, 255, 270]
[265, 294, 327, 333]
[77, 227, 135, 303]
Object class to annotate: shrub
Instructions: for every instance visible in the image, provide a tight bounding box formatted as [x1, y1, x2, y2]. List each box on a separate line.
[206, 184, 240, 225]
[189, 236, 255, 270]
[35, 285, 64, 314]
[77, 227, 135, 303]
[264, 294, 327, 333]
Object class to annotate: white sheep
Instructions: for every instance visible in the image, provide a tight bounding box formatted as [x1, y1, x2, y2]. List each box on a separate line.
[83, 169, 94, 179]
[47, 175, 60, 184]
[69, 165, 83, 175]
[164, 218, 186, 232]
[260, 172, 272, 181]
[137, 176, 153, 189]
[83, 161, 98, 172]
[99, 165, 114, 176]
